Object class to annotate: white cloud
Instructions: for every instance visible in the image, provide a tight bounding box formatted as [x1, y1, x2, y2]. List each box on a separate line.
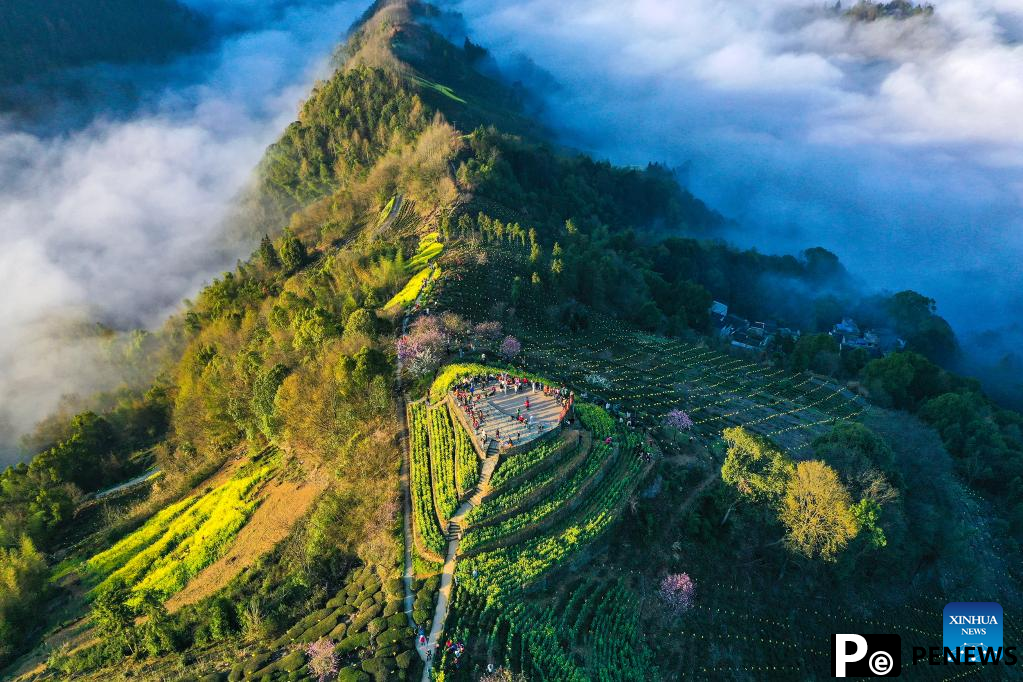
[444, 0, 1023, 339]
[0, 0, 364, 461]
[696, 42, 843, 91]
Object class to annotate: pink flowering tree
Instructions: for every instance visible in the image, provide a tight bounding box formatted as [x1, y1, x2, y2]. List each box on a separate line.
[473, 320, 503, 344]
[664, 408, 694, 443]
[410, 316, 448, 353]
[500, 335, 522, 361]
[659, 572, 696, 615]
[396, 336, 423, 366]
[397, 336, 441, 378]
[306, 638, 338, 682]
[397, 316, 449, 378]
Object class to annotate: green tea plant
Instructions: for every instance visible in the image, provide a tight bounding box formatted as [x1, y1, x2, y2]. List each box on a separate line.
[407, 402, 447, 556]
[427, 405, 459, 521]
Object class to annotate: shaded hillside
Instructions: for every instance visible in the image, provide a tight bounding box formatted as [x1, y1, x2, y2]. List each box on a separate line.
[0, 0, 209, 85]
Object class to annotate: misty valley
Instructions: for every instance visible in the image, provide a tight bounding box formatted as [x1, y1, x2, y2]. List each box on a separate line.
[0, 1, 1021, 681]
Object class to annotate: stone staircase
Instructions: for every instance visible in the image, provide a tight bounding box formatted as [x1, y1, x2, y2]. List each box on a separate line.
[418, 451, 502, 680]
[446, 453, 499, 542]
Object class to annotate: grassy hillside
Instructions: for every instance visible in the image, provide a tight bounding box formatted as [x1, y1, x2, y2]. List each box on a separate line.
[3, 1, 1022, 680]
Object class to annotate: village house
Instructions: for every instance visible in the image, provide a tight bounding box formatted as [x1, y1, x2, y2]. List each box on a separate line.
[830, 317, 906, 357]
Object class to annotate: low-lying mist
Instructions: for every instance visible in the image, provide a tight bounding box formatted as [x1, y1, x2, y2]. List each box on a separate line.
[0, 0, 364, 464]
[3, 0, 1020, 461]
[443, 0, 1023, 398]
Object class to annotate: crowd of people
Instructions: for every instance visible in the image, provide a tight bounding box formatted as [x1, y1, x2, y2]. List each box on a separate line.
[449, 372, 574, 451]
[444, 371, 669, 466]
[418, 628, 469, 670]
[442, 638, 466, 669]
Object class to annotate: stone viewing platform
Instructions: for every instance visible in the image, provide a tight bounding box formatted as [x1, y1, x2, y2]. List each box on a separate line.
[447, 376, 572, 456]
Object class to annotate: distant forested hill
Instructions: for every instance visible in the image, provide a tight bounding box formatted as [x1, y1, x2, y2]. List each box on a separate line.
[0, 0, 209, 84]
[842, 1, 935, 22]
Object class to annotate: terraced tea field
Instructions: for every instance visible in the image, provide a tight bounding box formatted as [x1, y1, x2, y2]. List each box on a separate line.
[228, 564, 417, 680]
[518, 317, 866, 455]
[434, 245, 866, 458]
[406, 384, 653, 679]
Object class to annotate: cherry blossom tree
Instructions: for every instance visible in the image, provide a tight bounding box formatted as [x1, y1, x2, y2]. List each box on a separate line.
[407, 346, 440, 378]
[664, 408, 694, 442]
[306, 638, 338, 681]
[473, 320, 503, 343]
[500, 335, 522, 361]
[396, 336, 423, 366]
[398, 315, 450, 377]
[659, 572, 696, 615]
[409, 315, 447, 353]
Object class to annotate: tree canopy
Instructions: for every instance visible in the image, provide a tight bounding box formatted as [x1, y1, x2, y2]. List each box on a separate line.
[721, 427, 794, 503]
[779, 460, 859, 561]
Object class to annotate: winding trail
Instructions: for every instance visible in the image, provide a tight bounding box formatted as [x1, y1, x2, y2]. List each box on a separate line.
[376, 194, 403, 235]
[414, 453, 499, 679]
[397, 258, 435, 632]
[394, 250, 459, 676]
[399, 395, 417, 631]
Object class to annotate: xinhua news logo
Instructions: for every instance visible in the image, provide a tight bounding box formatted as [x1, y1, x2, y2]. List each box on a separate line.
[943, 602, 1003, 662]
[832, 634, 901, 677]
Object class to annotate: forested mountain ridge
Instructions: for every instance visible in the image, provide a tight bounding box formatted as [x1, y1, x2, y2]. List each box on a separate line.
[1, 1, 1021, 680]
[0, 0, 209, 85]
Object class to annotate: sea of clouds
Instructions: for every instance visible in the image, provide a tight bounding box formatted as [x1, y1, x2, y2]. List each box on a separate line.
[0, 0, 365, 461]
[445, 0, 1023, 364]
